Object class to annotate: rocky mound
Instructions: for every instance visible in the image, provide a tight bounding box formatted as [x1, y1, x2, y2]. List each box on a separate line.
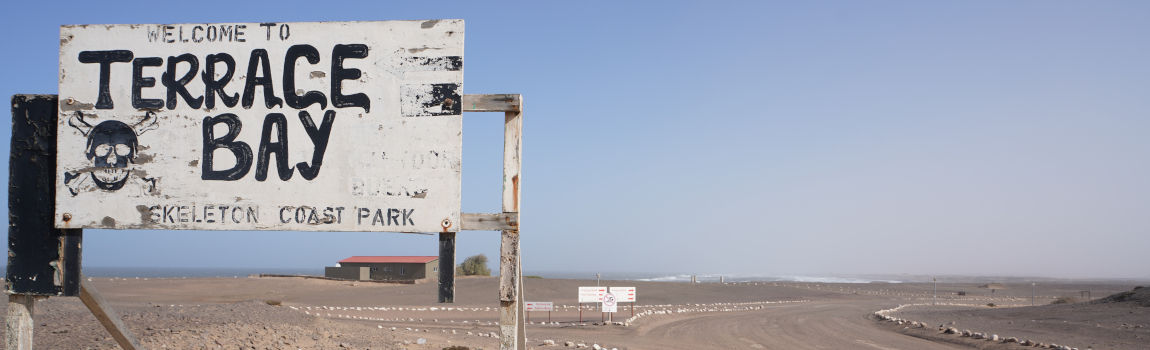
[1095, 286, 1150, 307]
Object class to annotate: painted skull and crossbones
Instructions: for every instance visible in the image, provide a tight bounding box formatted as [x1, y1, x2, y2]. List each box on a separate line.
[63, 111, 157, 196]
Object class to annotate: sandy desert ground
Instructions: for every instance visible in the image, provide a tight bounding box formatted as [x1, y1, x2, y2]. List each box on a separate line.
[2, 275, 1147, 350]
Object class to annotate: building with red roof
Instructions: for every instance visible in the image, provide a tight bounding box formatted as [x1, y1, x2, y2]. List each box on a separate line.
[324, 256, 439, 280]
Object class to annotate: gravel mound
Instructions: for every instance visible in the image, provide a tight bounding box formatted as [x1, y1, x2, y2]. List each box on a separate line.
[1095, 286, 1150, 307]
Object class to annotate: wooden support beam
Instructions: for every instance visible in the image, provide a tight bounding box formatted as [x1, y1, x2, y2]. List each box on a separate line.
[7, 95, 83, 297]
[462, 94, 521, 112]
[438, 232, 456, 303]
[79, 276, 146, 350]
[6, 294, 36, 350]
[461, 212, 519, 231]
[498, 97, 526, 350]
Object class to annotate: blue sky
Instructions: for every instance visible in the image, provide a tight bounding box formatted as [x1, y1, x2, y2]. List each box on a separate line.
[2, 1, 1148, 279]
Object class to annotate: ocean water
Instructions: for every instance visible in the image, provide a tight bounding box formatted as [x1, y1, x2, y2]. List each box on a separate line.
[3, 266, 900, 283]
[80, 266, 324, 278]
[529, 271, 903, 284]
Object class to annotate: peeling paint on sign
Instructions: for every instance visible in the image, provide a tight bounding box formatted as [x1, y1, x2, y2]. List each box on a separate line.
[56, 20, 464, 233]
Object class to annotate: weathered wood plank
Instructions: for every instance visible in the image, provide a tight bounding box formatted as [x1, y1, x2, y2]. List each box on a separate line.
[7, 94, 83, 297]
[438, 232, 456, 303]
[503, 104, 522, 213]
[461, 212, 519, 231]
[79, 276, 146, 350]
[462, 94, 521, 112]
[6, 294, 36, 350]
[499, 230, 521, 350]
[497, 95, 525, 349]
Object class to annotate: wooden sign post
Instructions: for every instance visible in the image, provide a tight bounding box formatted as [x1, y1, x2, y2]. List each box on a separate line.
[8, 19, 528, 350]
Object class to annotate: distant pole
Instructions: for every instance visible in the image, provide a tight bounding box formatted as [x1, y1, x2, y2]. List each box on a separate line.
[933, 278, 937, 305]
[1031, 283, 1035, 306]
[597, 274, 601, 323]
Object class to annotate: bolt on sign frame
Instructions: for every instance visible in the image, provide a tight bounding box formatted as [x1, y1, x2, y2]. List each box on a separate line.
[7, 19, 527, 350]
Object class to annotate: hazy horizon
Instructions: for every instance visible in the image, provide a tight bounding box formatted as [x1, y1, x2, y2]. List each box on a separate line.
[2, 1, 1148, 280]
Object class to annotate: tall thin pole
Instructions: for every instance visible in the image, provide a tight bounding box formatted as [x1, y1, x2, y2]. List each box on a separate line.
[933, 278, 937, 305]
[1031, 283, 1035, 306]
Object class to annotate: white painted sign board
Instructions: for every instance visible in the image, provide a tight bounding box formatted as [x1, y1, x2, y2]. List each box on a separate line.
[578, 287, 606, 303]
[524, 302, 553, 312]
[601, 292, 617, 313]
[609, 287, 636, 302]
[55, 20, 465, 233]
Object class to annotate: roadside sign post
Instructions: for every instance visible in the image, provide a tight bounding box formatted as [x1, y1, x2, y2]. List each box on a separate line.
[602, 292, 617, 323]
[578, 286, 605, 323]
[10, 19, 529, 350]
[525, 302, 552, 323]
[610, 287, 636, 318]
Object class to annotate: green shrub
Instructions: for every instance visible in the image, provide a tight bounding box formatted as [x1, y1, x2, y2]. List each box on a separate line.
[986, 303, 996, 307]
[443, 346, 470, 350]
[265, 300, 282, 306]
[1050, 297, 1080, 305]
[524, 276, 544, 279]
[456, 254, 491, 276]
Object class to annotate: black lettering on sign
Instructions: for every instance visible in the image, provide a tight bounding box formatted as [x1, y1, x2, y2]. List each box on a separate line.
[402, 209, 415, 226]
[202, 113, 253, 180]
[260, 23, 276, 41]
[279, 24, 290, 40]
[255, 113, 293, 181]
[192, 26, 204, 43]
[78, 50, 133, 109]
[206, 26, 217, 42]
[280, 207, 292, 223]
[372, 209, 385, 226]
[204, 205, 215, 223]
[388, 208, 400, 226]
[235, 25, 247, 42]
[163, 53, 204, 109]
[296, 110, 335, 180]
[164, 26, 175, 43]
[331, 44, 370, 113]
[283, 45, 327, 110]
[203, 53, 239, 109]
[147, 27, 160, 42]
[358, 207, 370, 225]
[132, 57, 164, 109]
[242, 49, 284, 109]
[220, 25, 233, 42]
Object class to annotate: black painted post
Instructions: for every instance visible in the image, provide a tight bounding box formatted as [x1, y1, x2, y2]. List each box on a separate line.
[7, 94, 82, 297]
[438, 232, 455, 303]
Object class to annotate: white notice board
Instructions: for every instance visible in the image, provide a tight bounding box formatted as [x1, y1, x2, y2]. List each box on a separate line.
[610, 287, 636, 302]
[524, 302, 553, 312]
[578, 287, 606, 303]
[56, 20, 464, 233]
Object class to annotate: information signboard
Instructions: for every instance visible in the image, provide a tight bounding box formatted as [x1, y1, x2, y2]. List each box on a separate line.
[524, 302, 552, 312]
[578, 287, 606, 303]
[610, 287, 636, 302]
[56, 20, 464, 233]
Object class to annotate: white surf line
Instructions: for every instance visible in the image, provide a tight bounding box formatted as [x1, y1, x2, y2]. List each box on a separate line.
[872, 304, 1082, 350]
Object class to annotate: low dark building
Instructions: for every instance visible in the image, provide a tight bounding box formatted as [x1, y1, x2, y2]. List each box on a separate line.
[324, 256, 439, 281]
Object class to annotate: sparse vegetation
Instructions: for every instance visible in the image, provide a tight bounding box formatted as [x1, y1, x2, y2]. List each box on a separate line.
[456, 254, 491, 276]
[986, 303, 996, 307]
[524, 275, 544, 279]
[1050, 296, 1080, 305]
[265, 300, 281, 306]
[443, 346, 470, 350]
